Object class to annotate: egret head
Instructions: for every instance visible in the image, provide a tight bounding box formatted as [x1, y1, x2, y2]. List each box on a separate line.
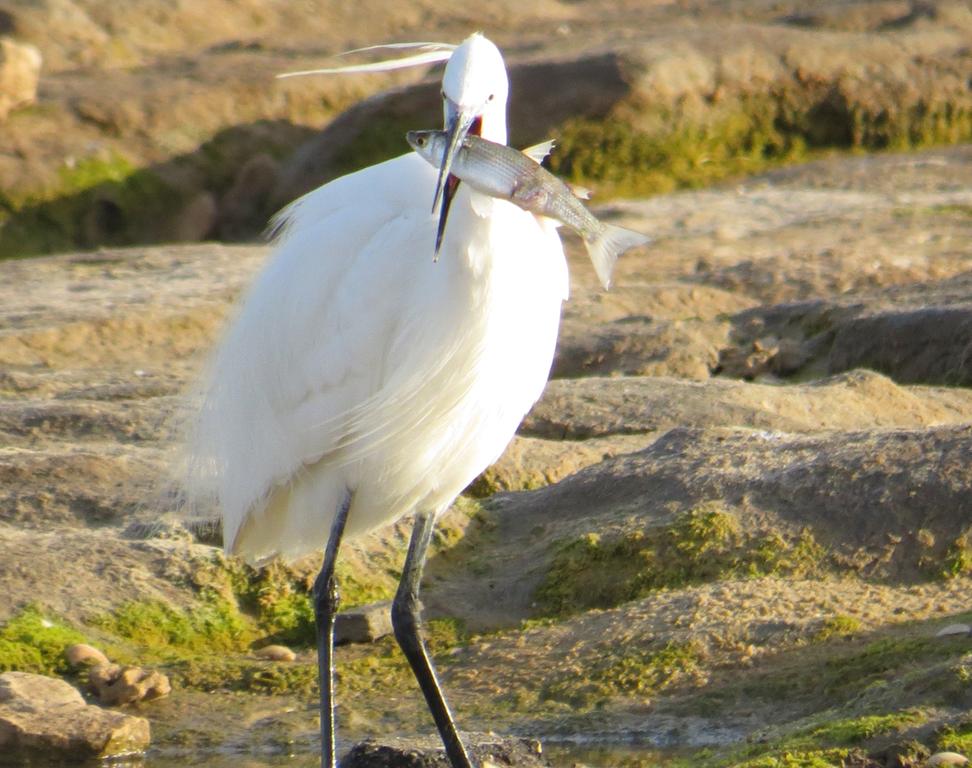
[432, 33, 509, 252]
[441, 33, 508, 142]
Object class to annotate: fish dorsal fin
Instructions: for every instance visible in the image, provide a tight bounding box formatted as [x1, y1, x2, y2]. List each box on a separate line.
[521, 140, 555, 164]
[519, 140, 590, 199]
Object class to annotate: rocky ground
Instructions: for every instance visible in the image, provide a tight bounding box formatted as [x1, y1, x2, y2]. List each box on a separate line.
[1, 140, 971, 767]
[1, 1, 972, 767]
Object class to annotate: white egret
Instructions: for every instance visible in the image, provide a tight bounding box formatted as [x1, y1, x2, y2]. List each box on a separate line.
[189, 33, 573, 768]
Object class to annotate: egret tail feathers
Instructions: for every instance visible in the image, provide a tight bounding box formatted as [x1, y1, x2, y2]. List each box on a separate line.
[585, 225, 650, 290]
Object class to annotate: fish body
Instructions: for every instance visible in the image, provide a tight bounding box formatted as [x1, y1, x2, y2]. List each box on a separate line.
[406, 129, 649, 288]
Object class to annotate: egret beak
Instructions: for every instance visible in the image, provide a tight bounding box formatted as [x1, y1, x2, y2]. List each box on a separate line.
[432, 105, 478, 257]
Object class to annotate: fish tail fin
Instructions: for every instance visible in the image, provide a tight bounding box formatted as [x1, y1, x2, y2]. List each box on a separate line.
[585, 225, 651, 290]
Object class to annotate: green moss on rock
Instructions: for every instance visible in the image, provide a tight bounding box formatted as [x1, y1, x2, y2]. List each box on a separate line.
[722, 709, 931, 768]
[535, 504, 825, 616]
[547, 84, 972, 199]
[935, 718, 972, 755]
[541, 641, 704, 709]
[0, 160, 181, 259]
[91, 595, 251, 656]
[939, 532, 972, 579]
[727, 749, 852, 768]
[791, 710, 928, 748]
[0, 605, 88, 675]
[813, 615, 863, 642]
[548, 101, 809, 198]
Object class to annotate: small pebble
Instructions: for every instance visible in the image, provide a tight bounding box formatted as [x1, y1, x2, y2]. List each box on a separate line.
[64, 643, 110, 668]
[935, 623, 971, 638]
[927, 752, 969, 767]
[255, 644, 296, 662]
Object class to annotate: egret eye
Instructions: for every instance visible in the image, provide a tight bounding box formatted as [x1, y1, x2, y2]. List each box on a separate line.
[487, 93, 495, 102]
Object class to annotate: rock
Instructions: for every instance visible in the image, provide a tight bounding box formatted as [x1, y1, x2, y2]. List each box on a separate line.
[935, 623, 971, 638]
[88, 663, 171, 705]
[728, 272, 972, 386]
[336, 601, 393, 645]
[828, 307, 972, 386]
[927, 753, 970, 767]
[64, 643, 110, 668]
[0, 37, 41, 120]
[342, 734, 545, 768]
[0, 524, 228, 628]
[0, 671, 150, 760]
[218, 153, 281, 240]
[254, 644, 296, 662]
[172, 191, 217, 242]
[438, 424, 972, 628]
[468, 434, 650, 497]
[553, 316, 726, 380]
[520, 371, 972, 440]
[716, 335, 811, 379]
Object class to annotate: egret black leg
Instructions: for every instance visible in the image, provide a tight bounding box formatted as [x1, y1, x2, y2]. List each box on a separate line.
[392, 511, 475, 768]
[314, 490, 353, 768]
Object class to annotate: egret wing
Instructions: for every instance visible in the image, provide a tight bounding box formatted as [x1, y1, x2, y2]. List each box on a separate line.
[188, 154, 456, 557]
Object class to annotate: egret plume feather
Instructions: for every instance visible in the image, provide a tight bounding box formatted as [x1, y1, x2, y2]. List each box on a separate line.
[278, 41, 455, 78]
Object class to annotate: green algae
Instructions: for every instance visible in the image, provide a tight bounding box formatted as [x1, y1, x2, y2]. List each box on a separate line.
[722, 710, 930, 768]
[0, 122, 308, 259]
[789, 710, 928, 748]
[813, 615, 863, 642]
[0, 604, 88, 675]
[548, 102, 809, 199]
[547, 87, 972, 199]
[535, 504, 824, 616]
[91, 595, 251, 656]
[726, 750, 852, 768]
[939, 532, 972, 580]
[335, 617, 470, 701]
[118, 595, 467, 697]
[0, 160, 181, 259]
[935, 718, 972, 754]
[541, 641, 704, 709]
[731, 632, 971, 711]
[166, 655, 319, 695]
[192, 549, 402, 650]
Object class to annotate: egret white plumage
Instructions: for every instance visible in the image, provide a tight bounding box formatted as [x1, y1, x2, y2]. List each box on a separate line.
[189, 33, 572, 768]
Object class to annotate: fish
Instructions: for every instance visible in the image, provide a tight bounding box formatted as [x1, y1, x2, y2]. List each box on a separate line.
[406, 129, 650, 289]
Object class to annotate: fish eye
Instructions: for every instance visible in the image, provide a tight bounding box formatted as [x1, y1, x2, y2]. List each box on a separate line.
[487, 93, 495, 102]
[417, 137, 426, 146]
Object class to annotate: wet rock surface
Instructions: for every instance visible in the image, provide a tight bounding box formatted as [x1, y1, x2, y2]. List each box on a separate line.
[343, 734, 546, 768]
[0, 671, 150, 760]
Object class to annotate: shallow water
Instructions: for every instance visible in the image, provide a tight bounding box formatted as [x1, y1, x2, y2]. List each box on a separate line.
[136, 742, 675, 768]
